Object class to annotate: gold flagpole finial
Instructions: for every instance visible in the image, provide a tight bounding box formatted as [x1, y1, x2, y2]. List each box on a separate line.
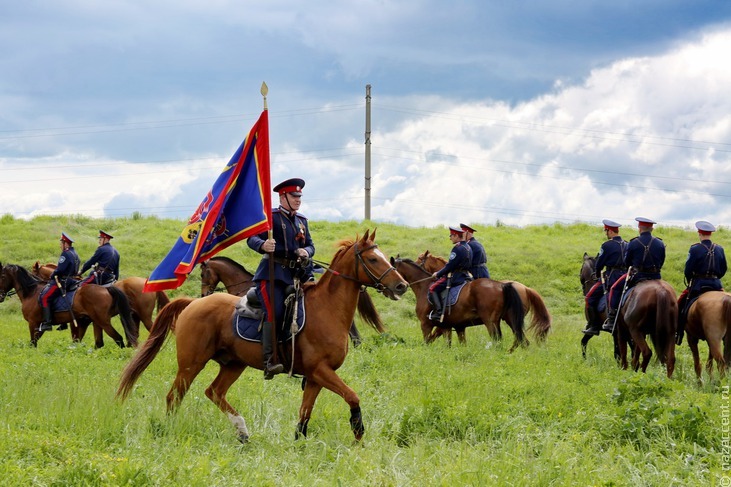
[261, 82, 268, 110]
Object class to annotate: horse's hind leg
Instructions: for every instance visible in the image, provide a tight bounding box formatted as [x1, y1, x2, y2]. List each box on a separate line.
[205, 363, 249, 443]
[297, 379, 324, 439]
[707, 339, 726, 380]
[166, 360, 207, 413]
[688, 337, 703, 382]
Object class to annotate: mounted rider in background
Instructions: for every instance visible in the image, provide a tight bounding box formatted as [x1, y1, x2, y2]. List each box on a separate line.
[428, 226, 472, 321]
[460, 223, 490, 279]
[582, 219, 626, 336]
[38, 232, 80, 332]
[676, 220, 727, 345]
[603, 216, 666, 332]
[80, 230, 120, 286]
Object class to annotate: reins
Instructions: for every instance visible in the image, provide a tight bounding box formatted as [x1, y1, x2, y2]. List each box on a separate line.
[392, 257, 433, 286]
[311, 242, 398, 294]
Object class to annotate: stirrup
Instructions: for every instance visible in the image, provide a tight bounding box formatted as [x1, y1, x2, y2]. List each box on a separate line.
[38, 322, 53, 332]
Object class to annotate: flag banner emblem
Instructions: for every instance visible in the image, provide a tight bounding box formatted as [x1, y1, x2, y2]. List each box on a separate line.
[143, 111, 271, 291]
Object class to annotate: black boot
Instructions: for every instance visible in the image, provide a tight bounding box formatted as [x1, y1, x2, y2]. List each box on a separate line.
[38, 306, 53, 332]
[582, 307, 600, 336]
[429, 293, 443, 321]
[261, 321, 284, 380]
[676, 295, 689, 346]
[601, 308, 617, 332]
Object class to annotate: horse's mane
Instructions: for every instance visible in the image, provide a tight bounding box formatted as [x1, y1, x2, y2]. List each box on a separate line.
[209, 256, 252, 275]
[9, 264, 41, 294]
[330, 239, 356, 266]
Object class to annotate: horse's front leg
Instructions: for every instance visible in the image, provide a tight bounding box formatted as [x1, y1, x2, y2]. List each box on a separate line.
[581, 333, 592, 359]
[309, 366, 363, 441]
[297, 379, 323, 439]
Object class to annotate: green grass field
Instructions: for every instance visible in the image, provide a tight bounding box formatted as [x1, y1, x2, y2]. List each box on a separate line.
[0, 214, 728, 486]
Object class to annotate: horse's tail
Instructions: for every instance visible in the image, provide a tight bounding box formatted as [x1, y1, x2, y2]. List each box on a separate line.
[107, 286, 138, 348]
[524, 287, 552, 341]
[651, 287, 672, 364]
[116, 298, 194, 401]
[156, 291, 170, 312]
[722, 295, 731, 366]
[501, 282, 526, 344]
[356, 289, 386, 333]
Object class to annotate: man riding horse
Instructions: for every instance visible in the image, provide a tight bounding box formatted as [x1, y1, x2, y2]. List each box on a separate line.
[676, 220, 727, 345]
[428, 226, 472, 321]
[247, 177, 314, 380]
[80, 230, 120, 286]
[582, 219, 627, 336]
[603, 217, 666, 332]
[39, 232, 80, 332]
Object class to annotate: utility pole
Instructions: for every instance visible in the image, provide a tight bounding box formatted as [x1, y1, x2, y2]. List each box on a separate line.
[364, 84, 371, 221]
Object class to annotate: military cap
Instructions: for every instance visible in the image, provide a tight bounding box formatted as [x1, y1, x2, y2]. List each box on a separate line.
[99, 230, 114, 239]
[273, 178, 305, 196]
[449, 226, 466, 236]
[60, 232, 74, 244]
[459, 223, 477, 233]
[602, 219, 622, 231]
[695, 220, 716, 234]
[635, 217, 657, 226]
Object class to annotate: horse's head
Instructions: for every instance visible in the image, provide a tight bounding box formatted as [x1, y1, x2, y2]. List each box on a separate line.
[389, 255, 431, 283]
[334, 229, 408, 300]
[0, 262, 6, 302]
[580, 253, 598, 296]
[0, 263, 31, 302]
[416, 250, 446, 273]
[200, 260, 219, 297]
[31, 261, 54, 280]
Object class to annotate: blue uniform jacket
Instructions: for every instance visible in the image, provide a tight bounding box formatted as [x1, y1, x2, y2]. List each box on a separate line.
[247, 207, 315, 284]
[466, 237, 490, 279]
[50, 248, 80, 284]
[684, 240, 726, 293]
[80, 243, 120, 280]
[436, 241, 473, 285]
[624, 231, 665, 280]
[595, 236, 627, 290]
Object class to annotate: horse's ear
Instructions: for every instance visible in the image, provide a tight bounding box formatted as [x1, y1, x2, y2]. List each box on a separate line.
[425, 250, 430, 258]
[583, 252, 589, 258]
[371, 228, 377, 241]
[361, 229, 370, 243]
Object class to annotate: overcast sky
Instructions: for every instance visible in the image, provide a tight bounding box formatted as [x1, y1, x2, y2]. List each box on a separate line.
[2, 1, 731, 229]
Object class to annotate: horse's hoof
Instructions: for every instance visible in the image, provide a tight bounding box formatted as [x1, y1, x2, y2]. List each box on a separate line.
[237, 433, 249, 444]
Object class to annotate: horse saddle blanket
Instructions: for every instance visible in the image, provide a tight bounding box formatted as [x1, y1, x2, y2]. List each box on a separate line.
[428, 283, 467, 308]
[49, 290, 77, 313]
[232, 293, 306, 343]
[619, 287, 636, 308]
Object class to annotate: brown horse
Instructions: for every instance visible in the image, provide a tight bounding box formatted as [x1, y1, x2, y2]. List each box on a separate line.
[416, 251, 551, 342]
[390, 255, 527, 351]
[33, 262, 169, 336]
[0, 262, 137, 348]
[117, 230, 408, 443]
[615, 279, 678, 378]
[685, 291, 731, 381]
[199, 255, 387, 345]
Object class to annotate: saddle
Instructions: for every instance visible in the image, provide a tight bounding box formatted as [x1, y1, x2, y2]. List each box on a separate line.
[232, 286, 306, 342]
[428, 282, 468, 309]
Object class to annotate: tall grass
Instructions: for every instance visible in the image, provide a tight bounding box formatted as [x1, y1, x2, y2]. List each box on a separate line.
[0, 215, 726, 486]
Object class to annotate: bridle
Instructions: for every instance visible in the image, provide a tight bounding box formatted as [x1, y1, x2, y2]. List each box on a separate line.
[313, 242, 398, 294]
[391, 256, 433, 286]
[580, 258, 599, 296]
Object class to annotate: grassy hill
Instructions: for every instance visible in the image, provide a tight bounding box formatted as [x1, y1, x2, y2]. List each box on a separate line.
[0, 214, 726, 486]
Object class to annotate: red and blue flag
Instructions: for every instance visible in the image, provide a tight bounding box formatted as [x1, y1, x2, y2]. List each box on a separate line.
[143, 110, 272, 292]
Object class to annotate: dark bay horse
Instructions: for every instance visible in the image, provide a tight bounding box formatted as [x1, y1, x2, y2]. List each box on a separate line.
[117, 230, 408, 443]
[33, 262, 169, 337]
[616, 279, 678, 378]
[0, 262, 137, 348]
[199, 255, 387, 344]
[685, 291, 731, 381]
[418, 251, 551, 342]
[390, 256, 527, 352]
[580, 253, 616, 360]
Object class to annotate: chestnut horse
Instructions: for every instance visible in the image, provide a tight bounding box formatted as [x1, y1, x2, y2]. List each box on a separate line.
[417, 251, 551, 343]
[117, 230, 408, 442]
[615, 279, 677, 378]
[199, 255, 386, 345]
[0, 262, 137, 348]
[390, 256, 527, 351]
[33, 262, 169, 337]
[685, 291, 731, 381]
